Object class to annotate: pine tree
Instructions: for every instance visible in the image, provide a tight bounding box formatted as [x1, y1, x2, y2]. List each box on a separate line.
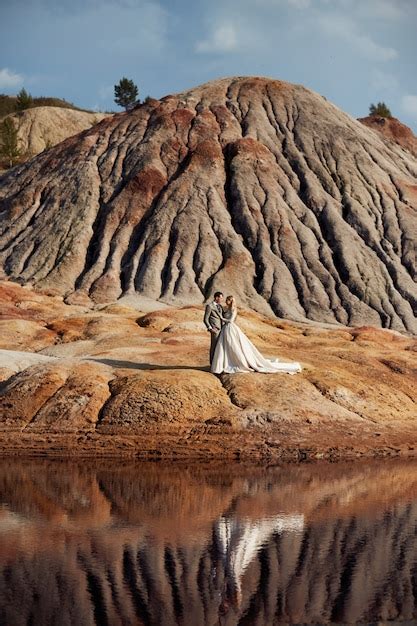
[114, 77, 139, 111]
[16, 88, 33, 111]
[369, 102, 392, 118]
[0, 118, 21, 167]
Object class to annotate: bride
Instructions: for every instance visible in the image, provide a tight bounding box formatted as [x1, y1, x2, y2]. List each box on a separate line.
[211, 296, 302, 375]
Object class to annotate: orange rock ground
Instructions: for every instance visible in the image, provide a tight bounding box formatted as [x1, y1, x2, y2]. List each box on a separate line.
[359, 115, 417, 157]
[0, 280, 416, 460]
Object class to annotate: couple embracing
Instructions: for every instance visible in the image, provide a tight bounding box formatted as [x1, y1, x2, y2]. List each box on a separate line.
[204, 292, 302, 375]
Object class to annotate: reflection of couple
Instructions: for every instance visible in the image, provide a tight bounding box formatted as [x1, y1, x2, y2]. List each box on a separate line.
[203, 291, 302, 374]
[214, 513, 304, 614]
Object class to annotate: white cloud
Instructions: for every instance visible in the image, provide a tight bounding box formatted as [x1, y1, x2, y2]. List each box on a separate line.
[0, 68, 24, 89]
[49, 1, 168, 55]
[317, 14, 398, 61]
[196, 23, 239, 53]
[98, 85, 113, 100]
[401, 95, 417, 120]
[24, 74, 47, 87]
[358, 0, 406, 21]
[315, 0, 408, 18]
[355, 34, 397, 61]
[287, 0, 311, 7]
[370, 69, 398, 92]
[249, 0, 311, 7]
[261, 0, 407, 15]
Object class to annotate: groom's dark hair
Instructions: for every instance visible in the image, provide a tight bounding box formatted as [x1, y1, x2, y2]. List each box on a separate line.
[214, 291, 223, 299]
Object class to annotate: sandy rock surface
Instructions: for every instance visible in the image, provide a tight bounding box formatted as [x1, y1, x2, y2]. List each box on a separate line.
[359, 115, 417, 158]
[4, 106, 109, 156]
[0, 281, 416, 460]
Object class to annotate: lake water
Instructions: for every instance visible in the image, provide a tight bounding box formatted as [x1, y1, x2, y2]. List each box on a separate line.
[1, 459, 417, 626]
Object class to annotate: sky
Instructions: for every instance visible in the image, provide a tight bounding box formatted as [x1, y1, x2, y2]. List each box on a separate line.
[1, 0, 417, 131]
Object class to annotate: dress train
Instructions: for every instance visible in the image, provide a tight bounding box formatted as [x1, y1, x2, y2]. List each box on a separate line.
[211, 310, 302, 375]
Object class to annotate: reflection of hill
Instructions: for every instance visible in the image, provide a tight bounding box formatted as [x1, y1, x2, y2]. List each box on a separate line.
[2, 460, 417, 623]
[0, 460, 111, 526]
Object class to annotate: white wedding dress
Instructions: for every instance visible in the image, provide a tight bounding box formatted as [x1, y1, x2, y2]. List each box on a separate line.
[211, 309, 302, 374]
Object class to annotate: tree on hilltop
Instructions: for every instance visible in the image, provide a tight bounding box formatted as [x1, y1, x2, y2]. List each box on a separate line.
[0, 118, 22, 167]
[16, 88, 33, 111]
[114, 77, 139, 111]
[369, 102, 392, 118]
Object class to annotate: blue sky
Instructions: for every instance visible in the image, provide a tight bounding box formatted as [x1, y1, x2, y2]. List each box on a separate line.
[1, 0, 417, 131]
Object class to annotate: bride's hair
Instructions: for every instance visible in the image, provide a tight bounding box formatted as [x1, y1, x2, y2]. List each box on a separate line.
[226, 295, 236, 310]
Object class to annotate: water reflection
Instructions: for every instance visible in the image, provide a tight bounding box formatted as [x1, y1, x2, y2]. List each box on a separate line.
[1, 460, 417, 625]
[214, 513, 304, 615]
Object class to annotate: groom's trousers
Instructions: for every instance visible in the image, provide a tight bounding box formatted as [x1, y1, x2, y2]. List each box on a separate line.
[210, 330, 220, 365]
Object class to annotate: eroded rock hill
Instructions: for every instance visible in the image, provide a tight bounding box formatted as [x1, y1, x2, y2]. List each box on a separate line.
[1, 281, 416, 460]
[3, 106, 109, 157]
[0, 77, 416, 331]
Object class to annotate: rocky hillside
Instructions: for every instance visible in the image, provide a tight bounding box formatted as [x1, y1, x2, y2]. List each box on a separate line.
[359, 115, 417, 158]
[2, 106, 109, 157]
[0, 77, 416, 331]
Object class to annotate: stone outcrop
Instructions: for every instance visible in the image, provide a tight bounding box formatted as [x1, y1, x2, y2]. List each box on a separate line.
[0, 77, 416, 331]
[3, 106, 109, 157]
[1, 280, 416, 459]
[359, 114, 417, 158]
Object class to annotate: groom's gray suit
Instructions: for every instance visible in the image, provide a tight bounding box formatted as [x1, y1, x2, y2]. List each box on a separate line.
[204, 301, 224, 364]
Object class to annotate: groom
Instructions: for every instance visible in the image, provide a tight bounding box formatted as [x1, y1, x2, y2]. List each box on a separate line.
[204, 291, 224, 365]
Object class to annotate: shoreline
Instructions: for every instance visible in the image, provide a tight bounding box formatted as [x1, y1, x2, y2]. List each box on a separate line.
[0, 428, 416, 462]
